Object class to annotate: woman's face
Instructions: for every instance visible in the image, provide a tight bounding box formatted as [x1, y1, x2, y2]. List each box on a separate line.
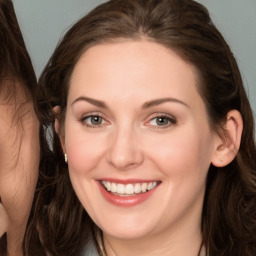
[61, 41, 220, 241]
[0, 83, 39, 253]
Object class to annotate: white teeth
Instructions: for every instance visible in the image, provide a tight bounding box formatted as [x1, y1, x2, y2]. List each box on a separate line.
[125, 184, 134, 194]
[147, 182, 153, 190]
[134, 183, 142, 193]
[116, 184, 125, 194]
[111, 183, 117, 193]
[106, 182, 111, 191]
[101, 181, 158, 195]
[141, 183, 147, 192]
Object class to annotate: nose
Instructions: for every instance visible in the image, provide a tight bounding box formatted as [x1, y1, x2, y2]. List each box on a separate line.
[106, 125, 144, 170]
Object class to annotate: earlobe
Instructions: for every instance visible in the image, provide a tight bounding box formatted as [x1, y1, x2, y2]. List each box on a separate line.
[52, 106, 65, 152]
[211, 110, 243, 167]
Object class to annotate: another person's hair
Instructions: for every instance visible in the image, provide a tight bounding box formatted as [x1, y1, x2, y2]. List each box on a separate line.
[33, 0, 256, 255]
[0, 0, 36, 100]
[0, 0, 38, 254]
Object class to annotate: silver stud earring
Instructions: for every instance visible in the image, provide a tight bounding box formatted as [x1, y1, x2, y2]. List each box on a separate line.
[64, 153, 68, 163]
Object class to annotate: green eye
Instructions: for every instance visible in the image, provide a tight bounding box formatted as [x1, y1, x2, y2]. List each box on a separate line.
[155, 117, 170, 126]
[81, 115, 105, 127]
[147, 115, 176, 128]
[90, 115, 103, 125]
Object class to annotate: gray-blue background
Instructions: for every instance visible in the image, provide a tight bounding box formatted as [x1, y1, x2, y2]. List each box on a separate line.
[13, 0, 256, 121]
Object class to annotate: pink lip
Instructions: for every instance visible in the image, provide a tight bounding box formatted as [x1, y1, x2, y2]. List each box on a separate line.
[97, 180, 160, 207]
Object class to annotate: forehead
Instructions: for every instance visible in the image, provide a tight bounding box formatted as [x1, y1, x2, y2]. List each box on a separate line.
[68, 40, 202, 107]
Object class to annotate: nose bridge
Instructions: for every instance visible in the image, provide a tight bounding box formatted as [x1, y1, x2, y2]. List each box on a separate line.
[107, 121, 143, 170]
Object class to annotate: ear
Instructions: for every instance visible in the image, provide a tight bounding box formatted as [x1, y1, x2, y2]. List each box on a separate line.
[52, 106, 65, 153]
[211, 110, 243, 167]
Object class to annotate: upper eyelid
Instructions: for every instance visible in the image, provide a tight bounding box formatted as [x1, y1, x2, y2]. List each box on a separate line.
[79, 111, 105, 120]
[145, 112, 176, 121]
[74, 106, 113, 120]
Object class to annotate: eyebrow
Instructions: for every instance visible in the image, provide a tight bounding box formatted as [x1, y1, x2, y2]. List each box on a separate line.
[71, 96, 189, 109]
[142, 97, 189, 109]
[71, 96, 108, 108]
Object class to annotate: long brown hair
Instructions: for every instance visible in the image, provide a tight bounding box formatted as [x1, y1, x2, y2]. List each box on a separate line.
[32, 0, 256, 255]
[0, 0, 38, 255]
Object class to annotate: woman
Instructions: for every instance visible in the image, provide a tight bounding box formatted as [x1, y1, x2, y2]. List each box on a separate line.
[33, 0, 256, 255]
[0, 0, 40, 255]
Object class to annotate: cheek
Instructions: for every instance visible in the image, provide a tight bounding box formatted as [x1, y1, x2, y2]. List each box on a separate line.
[0, 159, 38, 226]
[143, 125, 214, 180]
[0, 109, 39, 225]
[141, 126, 214, 222]
[65, 128, 108, 176]
[0, 121, 21, 215]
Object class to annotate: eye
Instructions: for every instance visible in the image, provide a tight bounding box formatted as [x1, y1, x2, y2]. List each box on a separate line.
[81, 114, 107, 127]
[146, 114, 176, 128]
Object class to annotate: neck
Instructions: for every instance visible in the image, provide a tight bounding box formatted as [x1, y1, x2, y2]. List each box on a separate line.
[7, 225, 25, 256]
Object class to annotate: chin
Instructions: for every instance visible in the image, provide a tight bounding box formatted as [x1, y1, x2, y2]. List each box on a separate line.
[97, 216, 156, 240]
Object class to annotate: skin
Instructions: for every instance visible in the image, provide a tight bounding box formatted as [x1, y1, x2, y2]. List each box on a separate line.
[56, 40, 242, 256]
[0, 82, 39, 255]
[0, 201, 8, 237]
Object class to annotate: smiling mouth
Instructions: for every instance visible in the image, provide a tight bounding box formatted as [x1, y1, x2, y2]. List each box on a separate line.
[100, 181, 160, 196]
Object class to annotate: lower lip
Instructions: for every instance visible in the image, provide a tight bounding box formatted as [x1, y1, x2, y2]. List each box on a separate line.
[97, 181, 159, 207]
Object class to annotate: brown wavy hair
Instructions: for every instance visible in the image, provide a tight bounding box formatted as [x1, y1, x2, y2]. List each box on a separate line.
[0, 0, 38, 255]
[30, 0, 256, 255]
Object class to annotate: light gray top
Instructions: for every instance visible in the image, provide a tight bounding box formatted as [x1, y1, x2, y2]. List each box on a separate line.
[83, 244, 99, 256]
